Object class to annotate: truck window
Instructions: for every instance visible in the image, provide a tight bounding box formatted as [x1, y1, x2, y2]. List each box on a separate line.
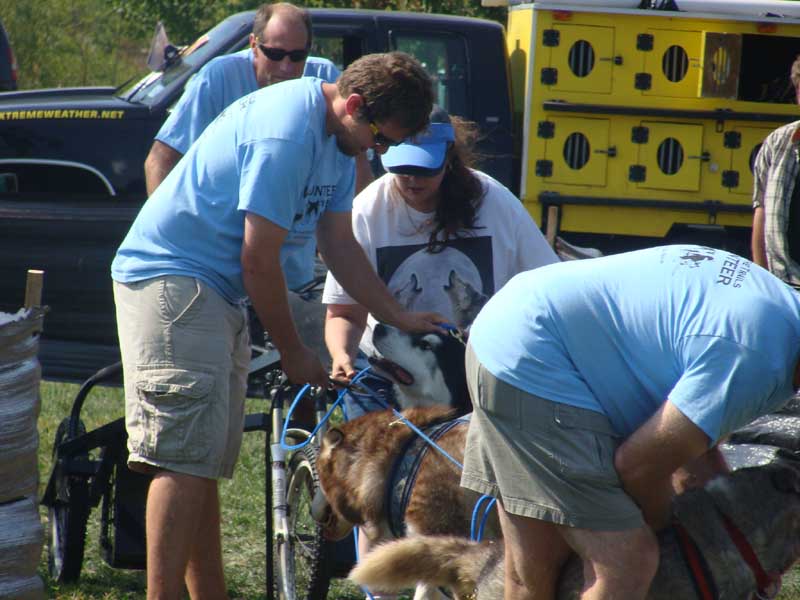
[390, 32, 469, 117]
[312, 33, 366, 71]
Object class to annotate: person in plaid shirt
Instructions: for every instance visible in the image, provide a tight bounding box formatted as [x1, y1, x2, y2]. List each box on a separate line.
[751, 55, 800, 290]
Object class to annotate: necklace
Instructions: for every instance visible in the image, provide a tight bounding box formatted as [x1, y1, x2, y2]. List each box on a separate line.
[402, 198, 434, 236]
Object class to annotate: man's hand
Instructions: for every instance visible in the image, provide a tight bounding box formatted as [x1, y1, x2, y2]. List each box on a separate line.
[281, 344, 329, 387]
[391, 310, 449, 334]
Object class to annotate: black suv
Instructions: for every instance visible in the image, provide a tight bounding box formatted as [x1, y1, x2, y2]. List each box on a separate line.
[0, 20, 17, 91]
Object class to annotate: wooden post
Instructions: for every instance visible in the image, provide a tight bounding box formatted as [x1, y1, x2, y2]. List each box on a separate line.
[24, 270, 44, 309]
[545, 205, 559, 248]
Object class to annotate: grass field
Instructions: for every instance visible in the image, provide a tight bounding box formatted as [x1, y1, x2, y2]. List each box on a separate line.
[37, 380, 366, 600]
[34, 380, 800, 599]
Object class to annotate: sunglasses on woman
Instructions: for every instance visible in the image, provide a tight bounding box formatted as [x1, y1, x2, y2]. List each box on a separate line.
[258, 44, 309, 63]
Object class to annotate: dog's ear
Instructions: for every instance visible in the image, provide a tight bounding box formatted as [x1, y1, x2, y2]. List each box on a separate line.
[323, 428, 345, 449]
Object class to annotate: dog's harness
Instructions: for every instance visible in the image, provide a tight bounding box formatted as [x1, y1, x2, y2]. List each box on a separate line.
[675, 506, 782, 600]
[385, 415, 470, 539]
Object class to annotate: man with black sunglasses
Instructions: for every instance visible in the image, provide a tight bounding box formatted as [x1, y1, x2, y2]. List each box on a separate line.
[145, 4, 336, 196]
[112, 51, 440, 600]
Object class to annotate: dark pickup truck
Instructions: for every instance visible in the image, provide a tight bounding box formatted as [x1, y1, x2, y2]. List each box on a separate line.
[0, 9, 512, 382]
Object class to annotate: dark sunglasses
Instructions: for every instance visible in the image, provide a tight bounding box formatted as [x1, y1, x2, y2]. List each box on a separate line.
[257, 44, 309, 63]
[367, 120, 404, 148]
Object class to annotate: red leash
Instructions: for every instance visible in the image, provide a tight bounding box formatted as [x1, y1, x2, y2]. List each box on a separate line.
[674, 521, 716, 600]
[674, 510, 783, 600]
[718, 513, 782, 598]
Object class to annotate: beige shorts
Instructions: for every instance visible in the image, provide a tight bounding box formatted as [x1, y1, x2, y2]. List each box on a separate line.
[460, 344, 643, 531]
[113, 275, 250, 479]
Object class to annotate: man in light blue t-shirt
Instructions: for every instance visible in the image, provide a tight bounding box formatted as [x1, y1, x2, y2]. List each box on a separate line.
[462, 244, 800, 600]
[112, 52, 440, 600]
[145, 2, 372, 290]
[145, 3, 339, 195]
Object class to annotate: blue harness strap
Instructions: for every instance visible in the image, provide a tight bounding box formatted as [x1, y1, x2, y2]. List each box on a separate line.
[385, 415, 471, 539]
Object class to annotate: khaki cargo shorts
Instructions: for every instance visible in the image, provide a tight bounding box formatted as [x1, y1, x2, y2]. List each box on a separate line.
[113, 275, 250, 479]
[460, 343, 644, 531]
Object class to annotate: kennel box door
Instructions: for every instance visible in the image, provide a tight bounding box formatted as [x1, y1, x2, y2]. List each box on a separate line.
[542, 116, 610, 187]
[635, 121, 704, 192]
[642, 29, 702, 99]
[541, 24, 615, 94]
[723, 126, 775, 197]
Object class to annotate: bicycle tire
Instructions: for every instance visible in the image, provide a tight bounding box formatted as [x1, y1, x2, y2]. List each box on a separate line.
[47, 418, 90, 584]
[274, 444, 331, 600]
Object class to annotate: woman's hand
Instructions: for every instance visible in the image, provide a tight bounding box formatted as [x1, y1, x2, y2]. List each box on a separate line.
[329, 352, 356, 384]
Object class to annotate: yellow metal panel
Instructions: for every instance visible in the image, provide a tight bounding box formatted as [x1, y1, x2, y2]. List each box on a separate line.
[643, 30, 703, 98]
[727, 126, 775, 197]
[560, 206, 701, 238]
[637, 121, 704, 192]
[544, 117, 610, 186]
[546, 24, 615, 94]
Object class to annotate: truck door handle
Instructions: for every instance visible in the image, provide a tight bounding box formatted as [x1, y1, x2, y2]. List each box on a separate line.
[688, 152, 710, 161]
[599, 56, 623, 65]
[594, 146, 617, 157]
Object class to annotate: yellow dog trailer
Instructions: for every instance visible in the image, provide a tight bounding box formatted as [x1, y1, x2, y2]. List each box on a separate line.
[499, 0, 800, 254]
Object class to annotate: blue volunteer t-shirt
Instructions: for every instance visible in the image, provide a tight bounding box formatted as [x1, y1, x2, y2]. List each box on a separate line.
[469, 245, 800, 443]
[112, 77, 354, 303]
[156, 49, 340, 155]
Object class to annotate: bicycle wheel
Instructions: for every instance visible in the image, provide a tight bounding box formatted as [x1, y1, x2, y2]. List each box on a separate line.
[274, 444, 330, 600]
[47, 418, 90, 583]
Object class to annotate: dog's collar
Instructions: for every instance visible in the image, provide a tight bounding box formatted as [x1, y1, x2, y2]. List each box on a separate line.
[440, 323, 466, 346]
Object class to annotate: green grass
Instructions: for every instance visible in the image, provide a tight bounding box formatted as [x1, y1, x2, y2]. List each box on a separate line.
[37, 380, 366, 600]
[33, 380, 800, 599]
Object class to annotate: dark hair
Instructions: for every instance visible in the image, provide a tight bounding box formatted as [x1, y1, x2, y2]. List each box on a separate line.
[791, 54, 800, 89]
[253, 3, 312, 49]
[338, 52, 433, 135]
[426, 116, 485, 253]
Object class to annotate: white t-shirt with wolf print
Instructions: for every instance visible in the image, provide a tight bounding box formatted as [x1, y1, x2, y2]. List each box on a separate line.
[322, 169, 559, 354]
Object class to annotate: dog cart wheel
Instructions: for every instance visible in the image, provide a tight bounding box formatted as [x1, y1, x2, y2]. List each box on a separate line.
[47, 417, 90, 583]
[273, 444, 330, 600]
[268, 379, 333, 600]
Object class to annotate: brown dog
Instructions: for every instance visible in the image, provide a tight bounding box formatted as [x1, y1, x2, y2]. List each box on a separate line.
[312, 405, 498, 600]
[350, 456, 800, 599]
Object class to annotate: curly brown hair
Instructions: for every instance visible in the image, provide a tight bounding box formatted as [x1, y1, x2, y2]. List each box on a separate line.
[338, 52, 433, 136]
[426, 116, 486, 253]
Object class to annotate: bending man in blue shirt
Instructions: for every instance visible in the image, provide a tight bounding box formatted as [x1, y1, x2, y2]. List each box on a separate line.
[113, 52, 440, 600]
[462, 244, 800, 600]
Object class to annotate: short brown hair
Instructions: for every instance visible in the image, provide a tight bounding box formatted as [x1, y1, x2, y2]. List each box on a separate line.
[253, 3, 312, 49]
[338, 52, 433, 136]
[791, 55, 800, 89]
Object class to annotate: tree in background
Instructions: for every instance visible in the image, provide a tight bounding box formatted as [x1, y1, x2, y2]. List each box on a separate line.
[1, 0, 506, 90]
[0, 0, 149, 89]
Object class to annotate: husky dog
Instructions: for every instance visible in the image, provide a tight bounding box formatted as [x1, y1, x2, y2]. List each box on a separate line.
[368, 323, 470, 414]
[443, 269, 488, 329]
[313, 406, 499, 600]
[351, 456, 800, 600]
